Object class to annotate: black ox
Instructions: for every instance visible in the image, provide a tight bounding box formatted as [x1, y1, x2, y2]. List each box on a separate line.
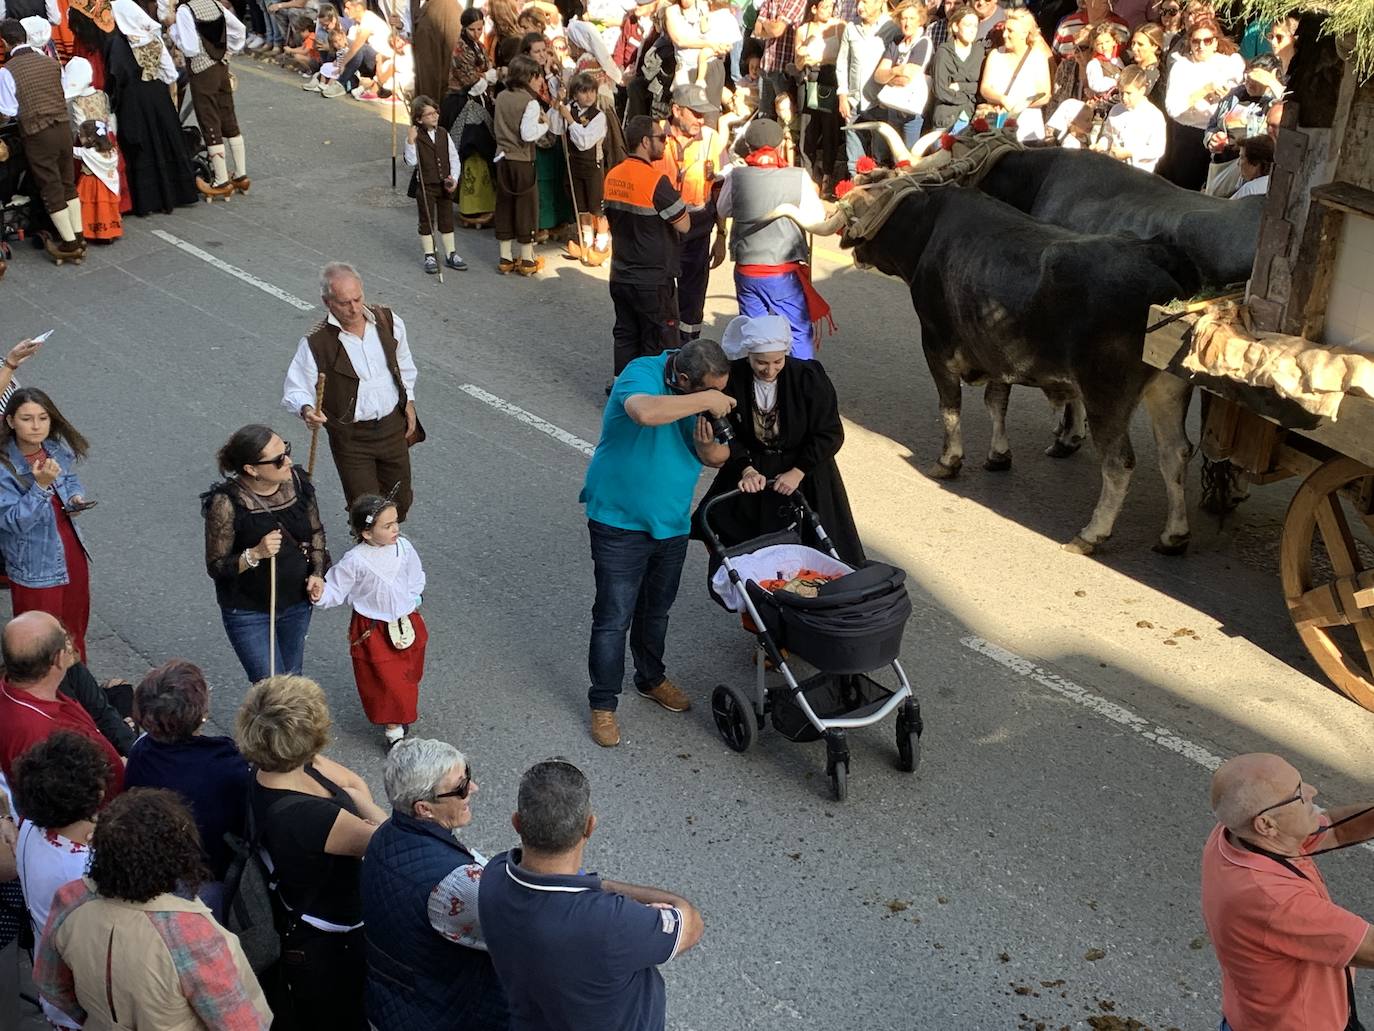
[771, 178, 1201, 554]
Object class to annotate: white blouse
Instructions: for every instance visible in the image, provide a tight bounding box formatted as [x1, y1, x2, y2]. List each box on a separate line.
[315, 537, 426, 621]
[1164, 50, 1243, 128]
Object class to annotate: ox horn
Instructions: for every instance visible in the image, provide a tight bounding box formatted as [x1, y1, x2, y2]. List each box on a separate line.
[909, 129, 948, 161]
[753, 202, 849, 236]
[848, 120, 912, 167]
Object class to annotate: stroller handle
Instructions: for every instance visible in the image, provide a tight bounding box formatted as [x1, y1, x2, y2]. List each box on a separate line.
[699, 483, 820, 559]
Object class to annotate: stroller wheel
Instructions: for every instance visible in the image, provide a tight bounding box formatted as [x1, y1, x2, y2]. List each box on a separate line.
[829, 758, 848, 802]
[896, 699, 923, 774]
[825, 731, 850, 802]
[710, 684, 756, 753]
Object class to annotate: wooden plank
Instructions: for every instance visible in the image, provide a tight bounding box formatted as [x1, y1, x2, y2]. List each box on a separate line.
[1282, 199, 1344, 340]
[1310, 181, 1374, 220]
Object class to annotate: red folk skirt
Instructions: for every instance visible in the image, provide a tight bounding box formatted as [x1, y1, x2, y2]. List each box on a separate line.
[348, 609, 427, 725]
[10, 496, 91, 662]
[77, 168, 122, 241]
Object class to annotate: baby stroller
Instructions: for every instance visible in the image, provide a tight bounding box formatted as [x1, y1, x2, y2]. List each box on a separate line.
[0, 122, 32, 262]
[701, 488, 923, 801]
[177, 86, 214, 186]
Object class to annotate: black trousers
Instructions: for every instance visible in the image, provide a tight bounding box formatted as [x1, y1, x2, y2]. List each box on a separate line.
[676, 233, 711, 341]
[271, 923, 367, 1031]
[610, 279, 677, 375]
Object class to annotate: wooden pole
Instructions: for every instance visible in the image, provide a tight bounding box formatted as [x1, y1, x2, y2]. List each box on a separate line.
[391, 86, 399, 189]
[307, 372, 326, 477]
[268, 554, 277, 678]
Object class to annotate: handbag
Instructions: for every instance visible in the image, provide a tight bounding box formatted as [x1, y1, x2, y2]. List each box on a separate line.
[222, 793, 316, 975]
[386, 613, 416, 649]
[877, 74, 929, 115]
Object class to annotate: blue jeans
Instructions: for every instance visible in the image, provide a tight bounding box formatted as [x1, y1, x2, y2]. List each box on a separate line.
[338, 43, 377, 90]
[587, 520, 688, 711]
[221, 601, 312, 684]
[886, 107, 925, 148]
[843, 105, 890, 175]
[255, 0, 284, 44]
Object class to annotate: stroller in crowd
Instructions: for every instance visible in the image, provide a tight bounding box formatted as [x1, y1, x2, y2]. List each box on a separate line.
[702, 489, 923, 801]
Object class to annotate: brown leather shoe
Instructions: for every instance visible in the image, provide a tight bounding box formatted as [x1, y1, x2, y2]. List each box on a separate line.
[637, 678, 690, 712]
[590, 708, 621, 747]
[516, 257, 544, 277]
[497, 258, 517, 274]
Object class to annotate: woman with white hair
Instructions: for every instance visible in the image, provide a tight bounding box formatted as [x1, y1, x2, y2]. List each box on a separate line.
[360, 738, 508, 1031]
[691, 314, 864, 573]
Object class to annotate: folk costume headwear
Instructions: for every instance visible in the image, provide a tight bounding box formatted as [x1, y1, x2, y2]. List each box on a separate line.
[721, 314, 792, 360]
[63, 58, 97, 100]
[566, 19, 622, 85]
[21, 16, 51, 49]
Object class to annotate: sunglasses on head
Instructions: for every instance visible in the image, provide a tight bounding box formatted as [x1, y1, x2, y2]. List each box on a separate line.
[255, 440, 293, 469]
[432, 764, 475, 801]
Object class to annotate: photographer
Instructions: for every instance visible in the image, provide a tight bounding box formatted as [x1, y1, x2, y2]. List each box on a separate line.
[579, 338, 734, 748]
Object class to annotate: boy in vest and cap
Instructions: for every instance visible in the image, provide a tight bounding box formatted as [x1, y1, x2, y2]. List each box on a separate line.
[717, 117, 833, 359]
[0, 17, 84, 263]
[169, 0, 249, 200]
[556, 71, 611, 267]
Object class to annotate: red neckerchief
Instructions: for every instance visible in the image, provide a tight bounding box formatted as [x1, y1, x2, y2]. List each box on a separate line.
[744, 146, 782, 167]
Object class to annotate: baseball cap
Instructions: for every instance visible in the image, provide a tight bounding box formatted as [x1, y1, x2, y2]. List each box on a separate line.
[672, 83, 719, 115]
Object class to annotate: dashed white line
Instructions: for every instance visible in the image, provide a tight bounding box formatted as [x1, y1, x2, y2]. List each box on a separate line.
[459, 384, 596, 456]
[151, 229, 316, 312]
[960, 635, 1225, 772]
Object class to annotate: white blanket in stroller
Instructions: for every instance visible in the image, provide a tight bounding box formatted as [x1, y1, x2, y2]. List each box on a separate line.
[711, 544, 853, 613]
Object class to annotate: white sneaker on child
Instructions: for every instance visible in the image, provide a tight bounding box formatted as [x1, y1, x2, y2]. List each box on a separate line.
[320, 80, 346, 98]
[302, 73, 323, 92]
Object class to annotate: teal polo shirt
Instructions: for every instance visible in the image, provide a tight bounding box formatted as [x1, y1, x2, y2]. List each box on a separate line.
[580, 353, 703, 539]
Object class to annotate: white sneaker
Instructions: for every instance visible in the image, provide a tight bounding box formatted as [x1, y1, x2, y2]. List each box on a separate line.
[320, 80, 346, 98]
[302, 73, 323, 92]
[245, 32, 265, 48]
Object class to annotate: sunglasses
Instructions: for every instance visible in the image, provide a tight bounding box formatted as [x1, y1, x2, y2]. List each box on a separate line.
[254, 440, 293, 469]
[1191, 35, 1215, 44]
[432, 765, 475, 801]
[1075, 43, 1091, 52]
[1249, 779, 1304, 823]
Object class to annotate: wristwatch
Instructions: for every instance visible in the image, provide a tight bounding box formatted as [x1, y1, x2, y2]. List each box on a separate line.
[242, 550, 261, 569]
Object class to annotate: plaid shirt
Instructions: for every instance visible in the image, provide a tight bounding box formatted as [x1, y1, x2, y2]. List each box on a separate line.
[34, 880, 269, 1031]
[756, 0, 808, 72]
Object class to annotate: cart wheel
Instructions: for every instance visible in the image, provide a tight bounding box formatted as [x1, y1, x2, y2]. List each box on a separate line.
[711, 684, 756, 753]
[896, 699, 923, 774]
[829, 759, 848, 802]
[1280, 457, 1374, 711]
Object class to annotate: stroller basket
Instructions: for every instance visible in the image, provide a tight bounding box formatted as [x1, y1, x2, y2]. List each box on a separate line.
[745, 561, 912, 674]
[772, 672, 896, 742]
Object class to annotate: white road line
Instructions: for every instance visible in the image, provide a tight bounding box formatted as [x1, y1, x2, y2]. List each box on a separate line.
[459, 384, 596, 456]
[150, 230, 316, 312]
[960, 635, 1225, 771]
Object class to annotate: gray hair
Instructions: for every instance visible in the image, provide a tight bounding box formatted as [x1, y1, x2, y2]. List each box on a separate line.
[676, 337, 730, 388]
[319, 261, 362, 301]
[517, 759, 591, 852]
[384, 738, 467, 813]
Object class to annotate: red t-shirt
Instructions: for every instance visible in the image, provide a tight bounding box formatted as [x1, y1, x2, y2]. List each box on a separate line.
[1201, 822, 1368, 1031]
[0, 680, 125, 801]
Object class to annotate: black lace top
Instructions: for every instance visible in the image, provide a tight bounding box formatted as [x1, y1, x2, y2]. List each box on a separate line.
[200, 469, 330, 612]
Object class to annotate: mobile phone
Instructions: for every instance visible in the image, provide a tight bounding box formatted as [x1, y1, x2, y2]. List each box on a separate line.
[31, 330, 54, 343]
[66, 499, 98, 513]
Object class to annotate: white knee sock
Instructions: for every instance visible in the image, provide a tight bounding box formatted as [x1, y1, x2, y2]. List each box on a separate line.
[440, 231, 455, 255]
[49, 207, 75, 243]
[420, 233, 434, 256]
[594, 231, 609, 251]
[580, 223, 594, 247]
[226, 135, 246, 178]
[208, 145, 229, 186]
[65, 197, 83, 235]
[518, 242, 534, 262]
[499, 240, 513, 260]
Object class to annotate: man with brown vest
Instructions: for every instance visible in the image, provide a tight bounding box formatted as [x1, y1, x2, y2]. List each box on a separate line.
[169, 0, 249, 199]
[0, 18, 83, 261]
[281, 262, 419, 520]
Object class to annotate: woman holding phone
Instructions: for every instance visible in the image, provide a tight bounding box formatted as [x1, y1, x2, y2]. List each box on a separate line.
[0, 372, 95, 662]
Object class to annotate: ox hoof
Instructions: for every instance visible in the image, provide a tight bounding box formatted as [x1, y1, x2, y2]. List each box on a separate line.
[1152, 536, 1191, 557]
[1062, 535, 1097, 556]
[1045, 438, 1083, 459]
[984, 452, 1012, 472]
[925, 460, 962, 481]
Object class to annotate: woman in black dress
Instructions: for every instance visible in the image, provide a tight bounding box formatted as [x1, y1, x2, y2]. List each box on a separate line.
[693, 314, 864, 572]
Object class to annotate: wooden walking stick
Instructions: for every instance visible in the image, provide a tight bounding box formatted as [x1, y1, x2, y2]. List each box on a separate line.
[390, 86, 399, 189]
[268, 553, 277, 678]
[307, 372, 326, 477]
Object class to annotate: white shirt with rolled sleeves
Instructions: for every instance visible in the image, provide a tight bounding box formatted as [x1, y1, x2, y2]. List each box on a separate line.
[170, 3, 247, 58]
[282, 307, 417, 422]
[402, 127, 461, 172]
[314, 537, 425, 621]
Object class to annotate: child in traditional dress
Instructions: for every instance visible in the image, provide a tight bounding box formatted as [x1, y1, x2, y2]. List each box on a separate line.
[314, 493, 428, 748]
[403, 94, 465, 274]
[72, 120, 123, 242]
[556, 71, 610, 265]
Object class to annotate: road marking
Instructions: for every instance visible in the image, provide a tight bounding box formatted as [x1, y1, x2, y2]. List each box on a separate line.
[459, 384, 596, 456]
[151, 229, 316, 312]
[960, 635, 1225, 771]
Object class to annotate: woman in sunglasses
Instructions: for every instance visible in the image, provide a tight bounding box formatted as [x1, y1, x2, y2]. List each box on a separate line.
[202, 424, 329, 684]
[1160, 14, 1241, 189]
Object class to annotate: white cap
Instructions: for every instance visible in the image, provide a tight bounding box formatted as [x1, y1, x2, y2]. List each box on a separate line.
[63, 57, 96, 100]
[21, 16, 51, 49]
[721, 314, 792, 359]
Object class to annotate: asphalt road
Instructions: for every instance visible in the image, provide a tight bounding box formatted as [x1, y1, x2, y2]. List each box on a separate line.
[5, 60, 1373, 1030]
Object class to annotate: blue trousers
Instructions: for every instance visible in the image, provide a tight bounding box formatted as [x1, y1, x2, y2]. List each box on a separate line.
[886, 107, 925, 149]
[221, 601, 312, 684]
[338, 43, 377, 90]
[736, 269, 815, 359]
[587, 520, 688, 711]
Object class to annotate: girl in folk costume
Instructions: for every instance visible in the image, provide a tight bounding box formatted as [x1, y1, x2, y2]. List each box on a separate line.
[403, 94, 467, 275]
[169, 0, 249, 199]
[63, 57, 133, 217]
[72, 120, 123, 241]
[314, 493, 428, 749]
[442, 7, 497, 229]
[492, 54, 550, 276]
[554, 71, 609, 265]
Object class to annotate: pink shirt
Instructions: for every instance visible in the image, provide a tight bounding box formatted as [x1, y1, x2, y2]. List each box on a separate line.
[1201, 822, 1368, 1031]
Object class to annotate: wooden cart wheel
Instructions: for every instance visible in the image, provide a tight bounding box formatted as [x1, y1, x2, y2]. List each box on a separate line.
[1281, 456, 1374, 711]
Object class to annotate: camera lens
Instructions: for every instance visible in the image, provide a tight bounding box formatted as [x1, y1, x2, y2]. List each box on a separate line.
[710, 415, 735, 445]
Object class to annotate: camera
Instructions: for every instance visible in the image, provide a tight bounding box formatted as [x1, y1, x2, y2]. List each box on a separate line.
[709, 414, 735, 445]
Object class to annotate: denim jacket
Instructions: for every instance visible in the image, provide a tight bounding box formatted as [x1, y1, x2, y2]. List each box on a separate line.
[0, 438, 88, 588]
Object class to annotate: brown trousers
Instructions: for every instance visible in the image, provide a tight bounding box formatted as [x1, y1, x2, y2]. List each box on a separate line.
[326, 408, 413, 520]
[493, 157, 537, 243]
[190, 63, 239, 147]
[25, 120, 77, 214]
[415, 182, 454, 236]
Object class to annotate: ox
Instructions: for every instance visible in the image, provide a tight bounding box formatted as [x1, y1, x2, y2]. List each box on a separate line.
[774, 178, 1200, 554]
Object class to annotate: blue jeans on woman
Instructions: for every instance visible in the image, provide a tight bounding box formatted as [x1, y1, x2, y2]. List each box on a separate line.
[255, 0, 284, 45]
[587, 521, 689, 712]
[886, 107, 925, 149]
[221, 601, 311, 684]
[337, 43, 377, 90]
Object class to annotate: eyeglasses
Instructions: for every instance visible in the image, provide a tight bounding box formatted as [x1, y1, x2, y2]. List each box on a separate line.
[254, 440, 293, 469]
[1249, 779, 1305, 823]
[432, 765, 475, 801]
[1075, 43, 1091, 52]
[1191, 34, 1215, 44]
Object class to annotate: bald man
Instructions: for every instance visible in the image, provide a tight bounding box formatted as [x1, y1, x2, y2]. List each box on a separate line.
[1202, 753, 1374, 1031]
[0, 611, 124, 799]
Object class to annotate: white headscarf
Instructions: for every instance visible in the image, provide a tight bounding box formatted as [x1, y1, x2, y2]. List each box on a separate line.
[565, 19, 623, 86]
[21, 16, 51, 49]
[721, 315, 792, 360]
[63, 58, 97, 100]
